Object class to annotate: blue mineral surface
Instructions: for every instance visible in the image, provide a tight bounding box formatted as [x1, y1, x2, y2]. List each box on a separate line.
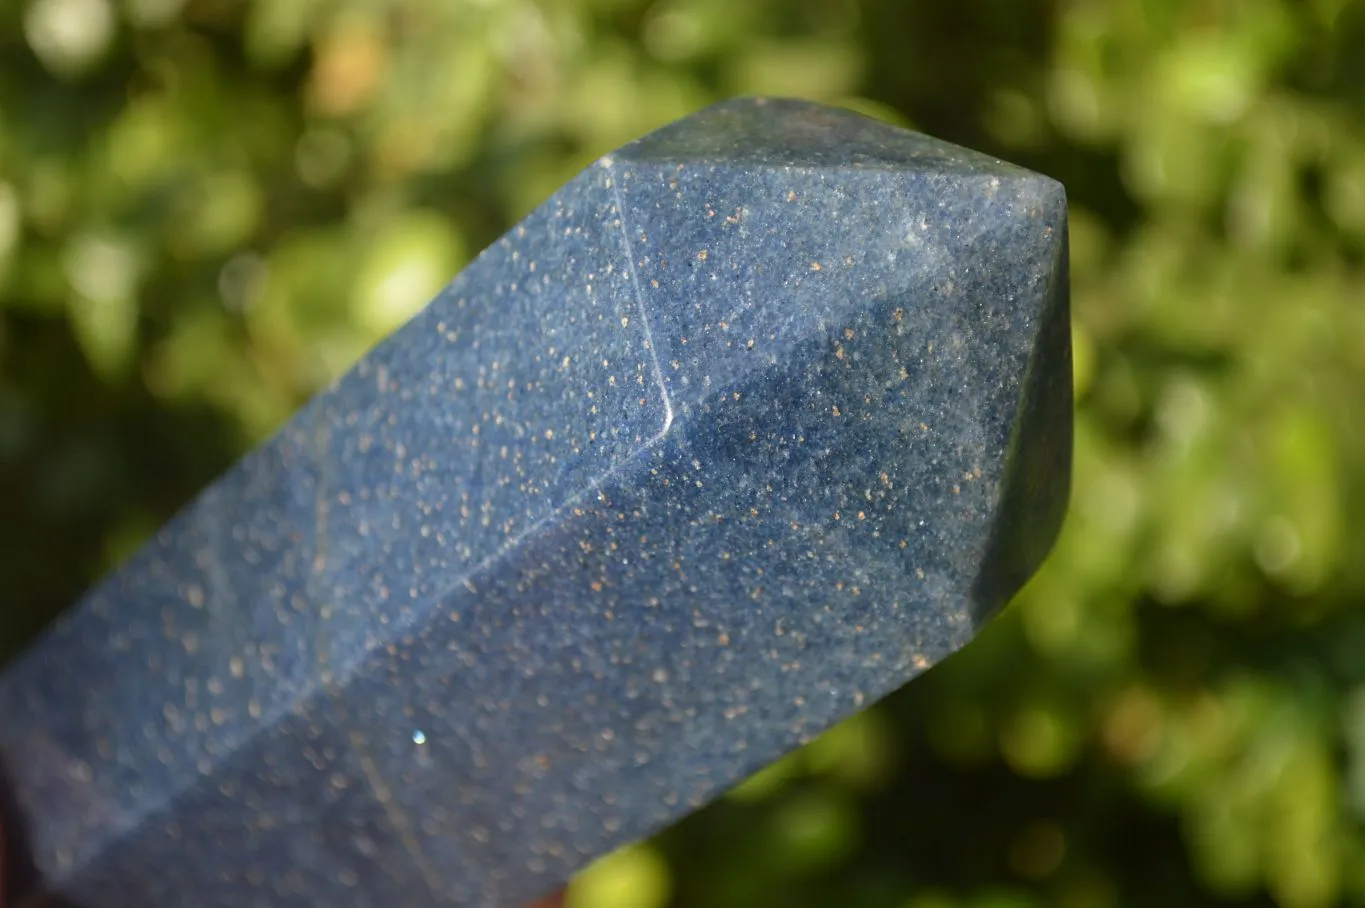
[0, 97, 1071, 907]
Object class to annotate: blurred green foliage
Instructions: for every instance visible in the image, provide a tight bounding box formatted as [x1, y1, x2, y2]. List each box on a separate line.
[3, 0, 1365, 905]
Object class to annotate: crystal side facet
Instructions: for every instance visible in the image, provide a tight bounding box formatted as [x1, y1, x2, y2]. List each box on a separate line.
[0, 97, 1071, 908]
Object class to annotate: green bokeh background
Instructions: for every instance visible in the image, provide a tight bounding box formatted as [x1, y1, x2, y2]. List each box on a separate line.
[3, 1, 1365, 906]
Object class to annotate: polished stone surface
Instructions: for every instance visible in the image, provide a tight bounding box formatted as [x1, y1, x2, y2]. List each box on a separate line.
[0, 97, 1071, 907]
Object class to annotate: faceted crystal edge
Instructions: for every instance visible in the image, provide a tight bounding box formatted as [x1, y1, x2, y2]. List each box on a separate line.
[970, 190, 1072, 625]
[615, 96, 1048, 182]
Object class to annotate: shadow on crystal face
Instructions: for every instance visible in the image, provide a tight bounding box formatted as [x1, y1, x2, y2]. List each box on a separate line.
[968, 226, 1072, 628]
[686, 238, 1071, 650]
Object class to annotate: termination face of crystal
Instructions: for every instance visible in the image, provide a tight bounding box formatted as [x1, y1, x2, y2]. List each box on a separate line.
[0, 97, 1071, 908]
